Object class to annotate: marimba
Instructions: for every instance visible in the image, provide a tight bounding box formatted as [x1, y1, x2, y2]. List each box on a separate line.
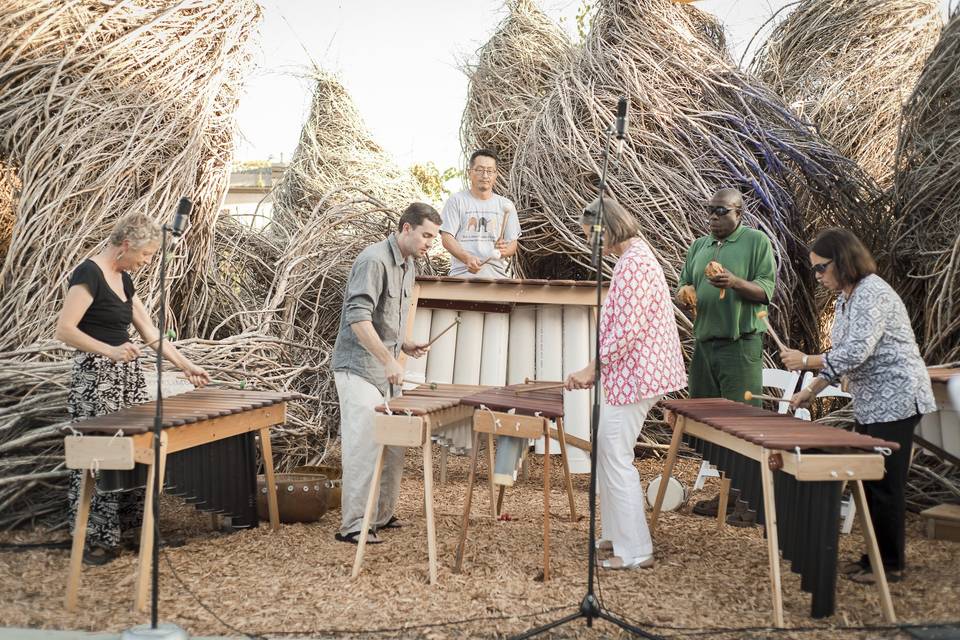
[918, 367, 960, 462]
[403, 276, 607, 475]
[352, 383, 486, 584]
[454, 382, 576, 581]
[652, 398, 899, 626]
[63, 388, 295, 611]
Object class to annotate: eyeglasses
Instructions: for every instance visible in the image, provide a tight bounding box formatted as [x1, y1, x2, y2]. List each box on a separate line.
[706, 205, 738, 216]
[471, 168, 497, 176]
[811, 260, 833, 274]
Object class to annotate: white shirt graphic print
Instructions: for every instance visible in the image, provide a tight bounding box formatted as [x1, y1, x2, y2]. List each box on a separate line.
[440, 190, 521, 278]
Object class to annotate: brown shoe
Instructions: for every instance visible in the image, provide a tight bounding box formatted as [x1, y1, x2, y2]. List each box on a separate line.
[692, 489, 740, 517]
[726, 500, 757, 527]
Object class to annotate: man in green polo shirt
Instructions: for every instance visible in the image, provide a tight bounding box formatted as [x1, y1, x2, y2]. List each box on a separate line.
[677, 188, 776, 524]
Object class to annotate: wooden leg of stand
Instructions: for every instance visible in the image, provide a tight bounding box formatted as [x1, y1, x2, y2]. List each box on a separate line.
[556, 418, 577, 522]
[760, 448, 784, 628]
[543, 426, 551, 581]
[65, 471, 94, 611]
[351, 445, 385, 579]
[134, 461, 156, 612]
[650, 415, 686, 531]
[496, 485, 506, 516]
[455, 431, 482, 573]
[486, 432, 497, 519]
[423, 435, 437, 586]
[439, 444, 448, 485]
[717, 474, 731, 530]
[259, 427, 280, 531]
[852, 480, 896, 623]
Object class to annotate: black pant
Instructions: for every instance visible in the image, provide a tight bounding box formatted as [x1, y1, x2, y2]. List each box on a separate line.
[856, 414, 919, 572]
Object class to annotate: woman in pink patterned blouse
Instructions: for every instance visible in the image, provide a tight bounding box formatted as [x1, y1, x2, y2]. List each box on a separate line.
[565, 196, 687, 570]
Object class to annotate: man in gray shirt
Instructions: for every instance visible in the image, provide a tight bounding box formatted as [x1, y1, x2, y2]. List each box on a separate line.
[332, 202, 441, 544]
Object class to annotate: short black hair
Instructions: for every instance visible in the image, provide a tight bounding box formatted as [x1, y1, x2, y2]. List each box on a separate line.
[809, 227, 876, 286]
[398, 202, 442, 232]
[469, 148, 498, 168]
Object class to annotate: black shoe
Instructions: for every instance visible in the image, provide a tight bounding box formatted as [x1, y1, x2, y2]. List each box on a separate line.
[692, 489, 740, 517]
[83, 544, 119, 566]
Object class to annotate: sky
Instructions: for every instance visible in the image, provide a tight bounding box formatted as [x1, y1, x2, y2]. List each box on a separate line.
[233, 0, 954, 174]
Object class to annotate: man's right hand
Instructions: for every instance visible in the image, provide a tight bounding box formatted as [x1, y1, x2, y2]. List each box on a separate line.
[465, 254, 484, 274]
[384, 358, 404, 385]
[677, 285, 697, 310]
[107, 342, 141, 363]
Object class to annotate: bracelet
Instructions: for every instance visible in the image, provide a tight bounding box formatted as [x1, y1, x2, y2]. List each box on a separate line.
[801, 354, 809, 368]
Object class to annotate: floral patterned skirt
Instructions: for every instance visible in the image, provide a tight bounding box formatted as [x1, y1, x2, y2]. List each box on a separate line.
[66, 352, 148, 550]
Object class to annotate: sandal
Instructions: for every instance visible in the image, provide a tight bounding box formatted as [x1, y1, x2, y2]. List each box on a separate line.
[83, 545, 119, 566]
[595, 540, 613, 552]
[848, 568, 903, 585]
[380, 516, 403, 530]
[334, 530, 382, 545]
[598, 555, 654, 570]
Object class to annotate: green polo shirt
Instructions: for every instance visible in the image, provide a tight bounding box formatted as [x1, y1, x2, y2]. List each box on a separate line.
[678, 224, 776, 342]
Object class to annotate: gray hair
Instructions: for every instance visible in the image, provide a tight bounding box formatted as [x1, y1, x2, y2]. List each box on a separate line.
[108, 213, 161, 249]
[580, 196, 640, 246]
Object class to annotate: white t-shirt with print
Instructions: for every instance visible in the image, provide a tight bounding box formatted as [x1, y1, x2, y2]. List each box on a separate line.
[440, 190, 521, 278]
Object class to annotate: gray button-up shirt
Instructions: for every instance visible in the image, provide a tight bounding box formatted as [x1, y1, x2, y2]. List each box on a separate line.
[818, 274, 935, 424]
[332, 235, 415, 394]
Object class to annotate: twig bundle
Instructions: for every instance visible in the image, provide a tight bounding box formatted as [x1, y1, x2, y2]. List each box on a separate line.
[270, 69, 427, 229]
[0, 160, 17, 266]
[459, 0, 572, 176]
[750, 0, 942, 194]
[508, 0, 882, 355]
[890, 8, 960, 365]
[0, 0, 261, 350]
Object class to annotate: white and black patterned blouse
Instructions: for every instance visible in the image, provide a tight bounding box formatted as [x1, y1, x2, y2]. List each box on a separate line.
[818, 274, 935, 424]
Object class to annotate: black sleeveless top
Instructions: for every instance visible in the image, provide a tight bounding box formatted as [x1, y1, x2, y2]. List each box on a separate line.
[68, 259, 135, 346]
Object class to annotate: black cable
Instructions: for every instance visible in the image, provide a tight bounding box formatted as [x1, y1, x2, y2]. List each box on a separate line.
[0, 540, 71, 550]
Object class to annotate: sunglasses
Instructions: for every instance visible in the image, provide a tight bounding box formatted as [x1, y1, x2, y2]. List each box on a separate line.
[811, 260, 833, 274]
[706, 205, 738, 216]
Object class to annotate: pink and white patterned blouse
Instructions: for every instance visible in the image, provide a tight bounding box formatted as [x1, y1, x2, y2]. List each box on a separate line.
[600, 238, 687, 405]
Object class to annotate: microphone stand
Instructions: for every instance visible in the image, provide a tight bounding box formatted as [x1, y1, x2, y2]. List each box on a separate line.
[123, 222, 189, 640]
[509, 117, 663, 640]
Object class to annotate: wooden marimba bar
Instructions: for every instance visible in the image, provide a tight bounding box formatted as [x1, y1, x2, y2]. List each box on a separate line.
[652, 398, 899, 627]
[63, 388, 295, 612]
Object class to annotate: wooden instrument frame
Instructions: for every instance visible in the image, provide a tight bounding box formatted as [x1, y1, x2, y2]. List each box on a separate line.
[64, 400, 286, 613]
[651, 412, 896, 627]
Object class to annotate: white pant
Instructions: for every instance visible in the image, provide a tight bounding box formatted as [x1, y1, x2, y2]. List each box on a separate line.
[598, 396, 659, 560]
[335, 371, 404, 536]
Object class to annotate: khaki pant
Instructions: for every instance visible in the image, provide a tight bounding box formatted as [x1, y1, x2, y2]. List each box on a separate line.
[335, 371, 404, 536]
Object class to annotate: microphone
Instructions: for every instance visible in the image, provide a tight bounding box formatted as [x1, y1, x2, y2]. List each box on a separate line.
[170, 197, 192, 238]
[615, 96, 628, 153]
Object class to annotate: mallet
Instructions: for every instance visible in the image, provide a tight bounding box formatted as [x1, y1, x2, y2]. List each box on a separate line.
[515, 377, 566, 393]
[756, 310, 788, 352]
[744, 390, 787, 403]
[424, 317, 461, 347]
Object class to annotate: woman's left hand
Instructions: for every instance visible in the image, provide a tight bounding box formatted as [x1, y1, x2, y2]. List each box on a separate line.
[565, 365, 595, 391]
[780, 348, 807, 371]
[183, 362, 211, 388]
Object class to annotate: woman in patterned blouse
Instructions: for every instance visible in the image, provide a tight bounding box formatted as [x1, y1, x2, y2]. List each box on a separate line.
[565, 196, 687, 570]
[782, 227, 934, 585]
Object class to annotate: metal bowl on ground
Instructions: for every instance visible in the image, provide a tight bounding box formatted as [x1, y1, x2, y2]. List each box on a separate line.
[256, 473, 329, 524]
[292, 465, 342, 511]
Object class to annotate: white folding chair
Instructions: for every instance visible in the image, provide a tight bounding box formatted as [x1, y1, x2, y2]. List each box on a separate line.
[693, 369, 801, 490]
[796, 372, 858, 534]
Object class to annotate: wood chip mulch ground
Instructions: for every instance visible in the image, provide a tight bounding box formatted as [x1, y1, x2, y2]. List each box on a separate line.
[1, 451, 957, 639]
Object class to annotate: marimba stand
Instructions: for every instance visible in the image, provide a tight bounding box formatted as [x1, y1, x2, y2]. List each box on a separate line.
[453, 409, 577, 581]
[351, 390, 478, 585]
[651, 404, 896, 627]
[64, 390, 287, 612]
